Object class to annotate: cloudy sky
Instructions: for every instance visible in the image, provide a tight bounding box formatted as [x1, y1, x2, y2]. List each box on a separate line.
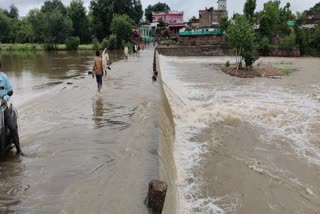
[0, 0, 318, 19]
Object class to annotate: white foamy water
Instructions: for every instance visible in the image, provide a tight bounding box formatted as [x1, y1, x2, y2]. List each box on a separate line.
[159, 55, 320, 213]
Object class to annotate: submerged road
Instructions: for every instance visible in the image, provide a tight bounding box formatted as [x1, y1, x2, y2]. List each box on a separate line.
[0, 47, 161, 213]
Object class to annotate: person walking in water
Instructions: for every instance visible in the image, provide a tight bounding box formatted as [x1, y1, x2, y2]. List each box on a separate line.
[102, 48, 110, 77]
[124, 46, 129, 59]
[92, 50, 104, 93]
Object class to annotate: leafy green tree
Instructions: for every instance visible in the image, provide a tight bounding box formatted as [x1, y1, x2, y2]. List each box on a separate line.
[219, 16, 230, 31]
[90, 0, 114, 40]
[131, 0, 143, 24]
[41, 0, 67, 15]
[243, 0, 256, 21]
[25, 9, 45, 43]
[108, 34, 117, 49]
[145, 2, 170, 23]
[295, 27, 311, 55]
[279, 33, 296, 48]
[43, 9, 72, 48]
[312, 21, 320, 51]
[67, 0, 90, 43]
[15, 19, 34, 43]
[8, 4, 19, 18]
[258, 36, 271, 55]
[305, 2, 320, 15]
[65, 36, 80, 50]
[259, 15, 273, 40]
[110, 14, 134, 48]
[0, 11, 10, 42]
[226, 15, 256, 69]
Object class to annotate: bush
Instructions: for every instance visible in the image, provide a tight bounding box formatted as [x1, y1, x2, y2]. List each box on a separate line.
[65, 36, 80, 50]
[259, 36, 271, 56]
[92, 37, 100, 50]
[43, 43, 55, 51]
[226, 60, 230, 67]
[163, 29, 169, 38]
[279, 33, 296, 49]
[244, 54, 256, 68]
[108, 35, 117, 50]
[101, 38, 110, 49]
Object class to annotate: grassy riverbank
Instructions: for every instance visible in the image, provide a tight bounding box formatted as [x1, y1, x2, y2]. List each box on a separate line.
[0, 43, 94, 51]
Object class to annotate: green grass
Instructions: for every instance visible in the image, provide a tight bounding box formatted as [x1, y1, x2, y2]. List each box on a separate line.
[0, 43, 95, 51]
[0, 43, 44, 51]
[275, 64, 298, 75]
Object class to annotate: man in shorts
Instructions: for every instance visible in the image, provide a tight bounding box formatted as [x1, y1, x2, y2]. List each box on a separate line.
[92, 50, 104, 93]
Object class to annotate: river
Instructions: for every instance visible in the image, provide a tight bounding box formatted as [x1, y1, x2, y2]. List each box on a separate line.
[159, 55, 320, 214]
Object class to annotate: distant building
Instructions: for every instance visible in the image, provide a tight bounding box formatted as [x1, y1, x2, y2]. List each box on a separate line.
[140, 25, 154, 42]
[191, 18, 200, 27]
[152, 10, 185, 36]
[199, 0, 228, 27]
[152, 11, 184, 24]
[305, 12, 320, 24]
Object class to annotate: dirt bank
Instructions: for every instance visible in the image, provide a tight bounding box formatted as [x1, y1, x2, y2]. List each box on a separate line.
[222, 64, 285, 78]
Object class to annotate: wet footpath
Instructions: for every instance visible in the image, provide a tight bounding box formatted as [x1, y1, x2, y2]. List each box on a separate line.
[0, 47, 161, 213]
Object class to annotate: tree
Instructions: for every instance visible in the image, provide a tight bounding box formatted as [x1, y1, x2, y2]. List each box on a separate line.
[305, 2, 320, 15]
[90, 0, 114, 41]
[243, 0, 256, 21]
[226, 15, 256, 69]
[219, 16, 230, 31]
[259, 15, 273, 40]
[43, 9, 72, 48]
[144, 2, 170, 23]
[67, 0, 91, 43]
[312, 21, 320, 51]
[41, 0, 67, 15]
[26, 9, 47, 43]
[15, 19, 34, 43]
[0, 11, 10, 42]
[131, 0, 143, 24]
[113, 0, 142, 24]
[8, 4, 19, 18]
[110, 14, 134, 48]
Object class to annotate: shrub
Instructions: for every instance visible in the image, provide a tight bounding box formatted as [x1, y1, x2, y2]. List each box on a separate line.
[92, 37, 100, 50]
[226, 60, 230, 67]
[244, 54, 256, 68]
[259, 36, 271, 56]
[65, 36, 80, 50]
[108, 35, 117, 50]
[43, 43, 55, 51]
[279, 33, 296, 49]
[101, 38, 110, 49]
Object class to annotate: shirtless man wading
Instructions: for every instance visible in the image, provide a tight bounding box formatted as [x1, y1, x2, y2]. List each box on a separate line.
[92, 50, 104, 93]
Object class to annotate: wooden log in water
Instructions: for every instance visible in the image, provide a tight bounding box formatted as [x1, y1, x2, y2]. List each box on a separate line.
[145, 180, 167, 213]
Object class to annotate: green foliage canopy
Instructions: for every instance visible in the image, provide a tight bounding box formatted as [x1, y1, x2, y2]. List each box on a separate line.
[226, 15, 256, 69]
[110, 14, 134, 48]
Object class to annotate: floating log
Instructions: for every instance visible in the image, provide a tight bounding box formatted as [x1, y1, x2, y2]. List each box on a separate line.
[145, 180, 167, 213]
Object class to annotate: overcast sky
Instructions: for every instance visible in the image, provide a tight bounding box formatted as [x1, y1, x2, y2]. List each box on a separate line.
[0, 0, 318, 20]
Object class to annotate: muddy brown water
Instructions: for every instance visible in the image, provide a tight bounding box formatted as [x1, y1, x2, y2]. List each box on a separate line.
[0, 47, 172, 214]
[159, 56, 320, 214]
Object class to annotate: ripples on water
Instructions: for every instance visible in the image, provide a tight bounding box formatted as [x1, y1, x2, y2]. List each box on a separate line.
[160, 55, 320, 213]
